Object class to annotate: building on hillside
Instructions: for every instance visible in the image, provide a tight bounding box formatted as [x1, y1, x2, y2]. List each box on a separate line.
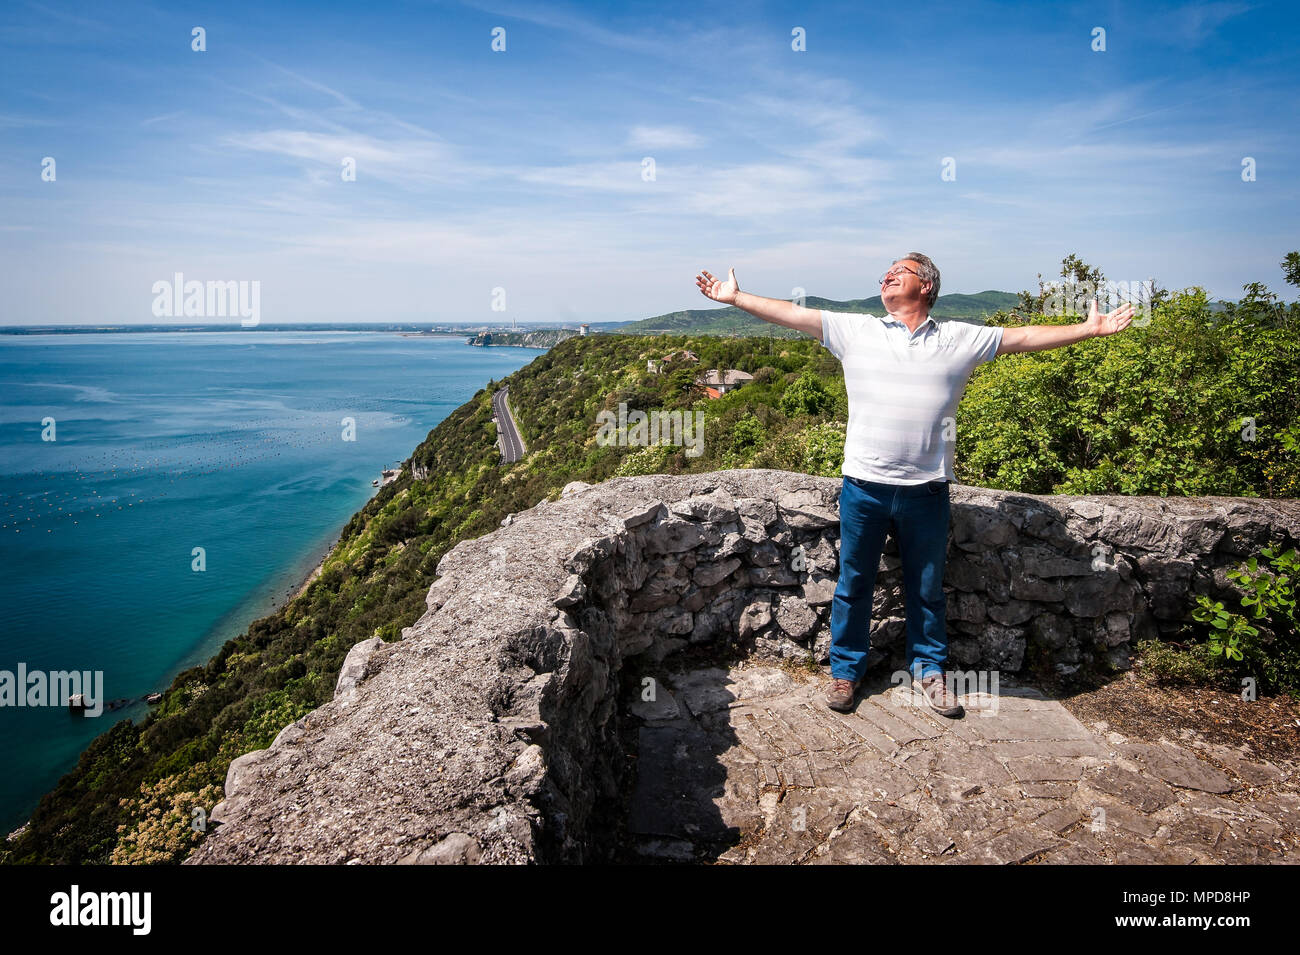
[579, 323, 590, 336]
[696, 368, 754, 399]
[648, 349, 700, 374]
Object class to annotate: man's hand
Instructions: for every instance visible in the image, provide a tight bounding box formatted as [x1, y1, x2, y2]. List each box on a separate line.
[1084, 298, 1136, 337]
[696, 267, 739, 305]
[997, 297, 1138, 355]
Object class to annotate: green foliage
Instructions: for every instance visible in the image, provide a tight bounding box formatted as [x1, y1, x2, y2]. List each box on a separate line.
[798, 421, 847, 477]
[1191, 596, 1258, 662]
[1185, 546, 1300, 697]
[958, 283, 1300, 497]
[1134, 638, 1228, 687]
[780, 370, 834, 417]
[1283, 252, 1300, 289]
[731, 413, 764, 452]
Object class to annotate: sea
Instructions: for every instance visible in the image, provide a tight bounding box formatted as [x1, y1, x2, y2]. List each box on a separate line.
[0, 329, 539, 834]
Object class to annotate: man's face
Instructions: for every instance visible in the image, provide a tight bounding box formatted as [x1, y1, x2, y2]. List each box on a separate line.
[880, 260, 930, 311]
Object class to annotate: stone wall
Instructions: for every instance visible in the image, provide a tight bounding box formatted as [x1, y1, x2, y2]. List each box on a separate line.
[187, 470, 1300, 864]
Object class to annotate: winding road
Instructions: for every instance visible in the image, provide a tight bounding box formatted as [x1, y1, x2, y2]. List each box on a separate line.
[493, 385, 526, 464]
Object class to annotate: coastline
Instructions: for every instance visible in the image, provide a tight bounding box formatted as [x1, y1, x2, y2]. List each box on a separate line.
[277, 469, 401, 608]
[288, 547, 331, 602]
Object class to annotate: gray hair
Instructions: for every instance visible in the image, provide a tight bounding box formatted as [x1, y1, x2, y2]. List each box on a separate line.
[895, 252, 940, 309]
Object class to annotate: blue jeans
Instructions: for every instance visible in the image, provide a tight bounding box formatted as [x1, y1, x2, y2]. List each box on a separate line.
[830, 475, 951, 683]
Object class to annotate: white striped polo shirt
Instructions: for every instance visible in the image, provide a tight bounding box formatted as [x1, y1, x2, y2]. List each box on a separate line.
[819, 310, 1004, 485]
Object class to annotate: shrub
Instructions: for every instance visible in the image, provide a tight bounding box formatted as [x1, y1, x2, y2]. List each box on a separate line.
[1180, 546, 1300, 697]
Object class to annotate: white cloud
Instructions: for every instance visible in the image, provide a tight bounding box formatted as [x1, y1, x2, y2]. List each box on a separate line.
[626, 125, 704, 150]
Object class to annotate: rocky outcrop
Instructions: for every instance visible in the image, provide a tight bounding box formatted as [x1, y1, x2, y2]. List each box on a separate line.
[466, 329, 576, 349]
[186, 470, 1300, 864]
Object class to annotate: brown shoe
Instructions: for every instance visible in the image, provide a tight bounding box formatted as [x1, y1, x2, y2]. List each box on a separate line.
[915, 674, 965, 718]
[825, 677, 860, 712]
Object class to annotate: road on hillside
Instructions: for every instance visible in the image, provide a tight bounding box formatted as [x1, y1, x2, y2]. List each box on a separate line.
[493, 385, 527, 463]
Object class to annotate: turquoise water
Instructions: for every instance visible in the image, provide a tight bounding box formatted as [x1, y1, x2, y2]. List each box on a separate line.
[0, 331, 538, 833]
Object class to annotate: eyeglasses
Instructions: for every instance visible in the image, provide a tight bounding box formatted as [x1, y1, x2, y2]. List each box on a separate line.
[879, 266, 920, 285]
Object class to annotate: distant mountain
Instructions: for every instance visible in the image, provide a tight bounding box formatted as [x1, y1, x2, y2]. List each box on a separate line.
[616, 291, 1020, 336]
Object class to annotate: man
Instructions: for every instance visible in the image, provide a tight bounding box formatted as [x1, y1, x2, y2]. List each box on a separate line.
[694, 255, 1134, 716]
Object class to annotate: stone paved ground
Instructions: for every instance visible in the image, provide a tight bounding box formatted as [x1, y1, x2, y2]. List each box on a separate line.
[623, 663, 1300, 864]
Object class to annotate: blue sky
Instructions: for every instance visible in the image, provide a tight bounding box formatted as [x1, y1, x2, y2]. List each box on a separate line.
[2, 0, 1297, 325]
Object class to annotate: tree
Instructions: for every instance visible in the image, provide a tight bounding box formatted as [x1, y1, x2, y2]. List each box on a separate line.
[780, 371, 833, 417]
[1015, 253, 1107, 318]
[1281, 251, 1300, 289]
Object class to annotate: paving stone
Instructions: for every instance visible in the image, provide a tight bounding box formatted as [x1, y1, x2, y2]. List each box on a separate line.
[634, 837, 697, 860]
[1150, 810, 1226, 852]
[807, 823, 897, 865]
[857, 800, 922, 845]
[906, 820, 959, 859]
[969, 707, 1096, 742]
[628, 724, 734, 839]
[908, 743, 1015, 789]
[1005, 756, 1085, 782]
[716, 844, 750, 864]
[822, 708, 900, 757]
[845, 756, 923, 801]
[942, 799, 1025, 850]
[744, 711, 806, 759]
[1086, 801, 1161, 838]
[730, 711, 785, 761]
[1176, 789, 1256, 817]
[785, 788, 860, 836]
[1082, 764, 1179, 813]
[628, 687, 680, 721]
[992, 738, 1110, 759]
[1024, 804, 1085, 835]
[855, 698, 939, 746]
[670, 668, 736, 715]
[745, 830, 820, 864]
[806, 749, 852, 789]
[1189, 740, 1286, 787]
[623, 662, 1300, 866]
[961, 827, 1066, 864]
[726, 666, 797, 703]
[1016, 781, 1078, 799]
[770, 700, 853, 753]
[876, 688, 957, 736]
[1034, 841, 1107, 864]
[1118, 742, 1235, 794]
[1253, 791, 1300, 831]
[774, 754, 816, 789]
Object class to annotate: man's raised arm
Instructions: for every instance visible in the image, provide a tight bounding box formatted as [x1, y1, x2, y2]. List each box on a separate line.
[995, 298, 1136, 356]
[695, 268, 824, 342]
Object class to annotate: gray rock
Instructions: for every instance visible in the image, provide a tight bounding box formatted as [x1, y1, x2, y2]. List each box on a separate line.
[776, 594, 821, 640]
[560, 481, 593, 499]
[398, 832, 483, 865]
[334, 636, 387, 699]
[738, 596, 774, 638]
[184, 469, 1300, 865]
